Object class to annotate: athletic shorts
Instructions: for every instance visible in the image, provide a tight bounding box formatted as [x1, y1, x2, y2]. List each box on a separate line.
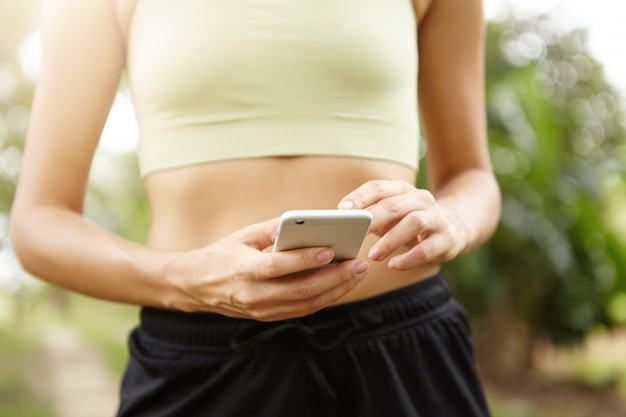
[116, 272, 491, 417]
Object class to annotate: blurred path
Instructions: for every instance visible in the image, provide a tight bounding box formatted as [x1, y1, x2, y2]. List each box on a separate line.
[42, 326, 119, 417]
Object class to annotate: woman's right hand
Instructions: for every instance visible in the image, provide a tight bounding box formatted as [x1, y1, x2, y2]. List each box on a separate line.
[163, 218, 369, 321]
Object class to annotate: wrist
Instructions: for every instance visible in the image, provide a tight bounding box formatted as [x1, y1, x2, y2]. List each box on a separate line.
[160, 248, 224, 313]
[432, 190, 479, 258]
[432, 169, 501, 256]
[160, 250, 199, 311]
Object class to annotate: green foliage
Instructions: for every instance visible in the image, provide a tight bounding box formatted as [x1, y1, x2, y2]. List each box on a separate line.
[448, 16, 626, 345]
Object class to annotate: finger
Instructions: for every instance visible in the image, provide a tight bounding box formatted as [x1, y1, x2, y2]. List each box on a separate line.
[388, 235, 445, 271]
[243, 260, 369, 321]
[268, 277, 363, 321]
[338, 180, 413, 210]
[277, 259, 368, 302]
[387, 234, 452, 270]
[365, 193, 423, 235]
[256, 247, 337, 279]
[368, 210, 438, 261]
[235, 217, 281, 250]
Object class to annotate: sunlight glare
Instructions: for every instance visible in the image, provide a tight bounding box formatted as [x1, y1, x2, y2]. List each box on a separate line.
[100, 91, 139, 154]
[18, 30, 40, 81]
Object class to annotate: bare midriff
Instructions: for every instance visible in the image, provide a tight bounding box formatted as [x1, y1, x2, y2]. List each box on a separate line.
[143, 155, 440, 305]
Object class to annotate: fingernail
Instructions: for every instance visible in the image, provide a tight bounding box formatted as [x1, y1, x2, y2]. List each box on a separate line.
[354, 262, 369, 279]
[338, 201, 354, 209]
[355, 262, 369, 281]
[368, 247, 382, 261]
[317, 249, 334, 263]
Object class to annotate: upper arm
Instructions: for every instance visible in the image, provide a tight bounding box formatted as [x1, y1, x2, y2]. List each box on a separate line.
[14, 0, 125, 215]
[417, 0, 490, 191]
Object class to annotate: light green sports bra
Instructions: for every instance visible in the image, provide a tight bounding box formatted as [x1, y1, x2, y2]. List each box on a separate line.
[127, 0, 419, 177]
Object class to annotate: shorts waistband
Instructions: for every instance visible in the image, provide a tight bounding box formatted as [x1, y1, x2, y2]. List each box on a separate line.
[139, 271, 451, 347]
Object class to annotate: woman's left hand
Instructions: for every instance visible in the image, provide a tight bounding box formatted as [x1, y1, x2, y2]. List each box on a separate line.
[338, 180, 465, 270]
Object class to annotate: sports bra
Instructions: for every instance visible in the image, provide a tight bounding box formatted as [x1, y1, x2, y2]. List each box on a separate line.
[126, 0, 419, 177]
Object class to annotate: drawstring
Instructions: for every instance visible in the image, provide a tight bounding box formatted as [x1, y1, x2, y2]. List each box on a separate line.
[230, 318, 355, 399]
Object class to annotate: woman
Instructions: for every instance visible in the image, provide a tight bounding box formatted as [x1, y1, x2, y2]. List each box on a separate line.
[11, 0, 500, 416]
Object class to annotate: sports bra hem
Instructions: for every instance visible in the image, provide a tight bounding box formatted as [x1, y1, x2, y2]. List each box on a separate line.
[137, 115, 419, 177]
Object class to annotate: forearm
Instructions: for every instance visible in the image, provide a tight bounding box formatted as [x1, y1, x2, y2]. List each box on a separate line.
[432, 168, 501, 255]
[10, 206, 176, 308]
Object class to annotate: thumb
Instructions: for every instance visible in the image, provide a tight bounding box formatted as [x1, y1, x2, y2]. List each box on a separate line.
[235, 217, 281, 251]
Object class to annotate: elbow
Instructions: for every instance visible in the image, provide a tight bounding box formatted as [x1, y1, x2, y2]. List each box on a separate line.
[480, 168, 502, 232]
[9, 211, 29, 269]
[9, 208, 40, 276]
[485, 173, 502, 243]
[490, 169, 503, 222]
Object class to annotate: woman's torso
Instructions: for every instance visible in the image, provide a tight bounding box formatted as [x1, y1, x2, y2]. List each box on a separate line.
[115, 0, 439, 304]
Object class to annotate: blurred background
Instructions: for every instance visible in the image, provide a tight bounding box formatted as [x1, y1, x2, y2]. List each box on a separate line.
[1, 0, 625, 416]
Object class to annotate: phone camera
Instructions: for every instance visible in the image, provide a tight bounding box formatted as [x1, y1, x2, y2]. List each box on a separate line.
[295, 219, 305, 225]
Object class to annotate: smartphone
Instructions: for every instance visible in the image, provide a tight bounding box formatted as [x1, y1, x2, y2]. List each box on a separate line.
[273, 210, 373, 261]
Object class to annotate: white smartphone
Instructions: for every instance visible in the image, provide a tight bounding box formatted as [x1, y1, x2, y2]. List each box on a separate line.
[273, 209, 373, 261]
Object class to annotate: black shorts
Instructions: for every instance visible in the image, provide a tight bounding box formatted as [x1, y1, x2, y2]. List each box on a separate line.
[116, 272, 491, 417]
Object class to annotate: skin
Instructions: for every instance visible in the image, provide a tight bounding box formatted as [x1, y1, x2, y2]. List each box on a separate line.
[10, 0, 500, 322]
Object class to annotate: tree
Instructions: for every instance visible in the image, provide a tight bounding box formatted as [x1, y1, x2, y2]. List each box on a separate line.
[445, 15, 626, 372]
